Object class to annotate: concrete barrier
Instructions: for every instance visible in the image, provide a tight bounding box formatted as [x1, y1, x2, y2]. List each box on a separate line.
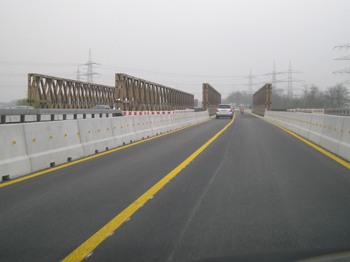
[23, 121, 84, 173]
[0, 110, 211, 180]
[308, 114, 324, 145]
[299, 113, 312, 138]
[288, 113, 302, 134]
[161, 112, 174, 133]
[78, 118, 116, 157]
[133, 115, 152, 141]
[338, 117, 350, 162]
[0, 124, 31, 180]
[112, 116, 137, 146]
[320, 115, 344, 154]
[150, 112, 163, 136]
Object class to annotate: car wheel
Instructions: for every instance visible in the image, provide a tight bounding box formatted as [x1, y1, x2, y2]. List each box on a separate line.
[216, 116, 219, 119]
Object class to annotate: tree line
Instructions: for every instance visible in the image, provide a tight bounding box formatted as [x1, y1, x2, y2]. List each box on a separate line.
[223, 84, 350, 109]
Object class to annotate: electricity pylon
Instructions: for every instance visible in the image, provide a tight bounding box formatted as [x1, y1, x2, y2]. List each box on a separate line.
[244, 68, 257, 95]
[333, 43, 350, 85]
[81, 49, 100, 83]
[285, 61, 303, 97]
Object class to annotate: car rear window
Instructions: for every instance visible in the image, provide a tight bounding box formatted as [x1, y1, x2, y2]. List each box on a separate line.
[218, 105, 231, 108]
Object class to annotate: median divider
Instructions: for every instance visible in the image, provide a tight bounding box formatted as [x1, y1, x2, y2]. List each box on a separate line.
[0, 124, 31, 180]
[299, 113, 312, 138]
[23, 121, 84, 173]
[150, 112, 163, 136]
[338, 117, 350, 162]
[319, 115, 344, 154]
[308, 114, 324, 145]
[78, 118, 116, 157]
[1, 110, 210, 180]
[161, 112, 174, 133]
[112, 116, 136, 146]
[133, 115, 152, 141]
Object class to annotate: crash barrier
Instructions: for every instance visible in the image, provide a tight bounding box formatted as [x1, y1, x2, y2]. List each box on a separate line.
[0, 124, 32, 181]
[24, 121, 84, 173]
[262, 111, 350, 162]
[0, 110, 209, 180]
[0, 109, 124, 124]
[325, 108, 350, 116]
[287, 108, 324, 114]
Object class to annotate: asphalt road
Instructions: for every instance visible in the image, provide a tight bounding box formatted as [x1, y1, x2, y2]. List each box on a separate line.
[1, 112, 350, 262]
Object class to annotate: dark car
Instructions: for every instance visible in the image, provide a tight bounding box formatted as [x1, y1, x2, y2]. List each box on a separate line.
[10, 105, 35, 109]
[92, 105, 110, 109]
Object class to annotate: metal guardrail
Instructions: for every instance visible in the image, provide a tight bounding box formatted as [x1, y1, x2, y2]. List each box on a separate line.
[0, 109, 124, 124]
[325, 108, 350, 116]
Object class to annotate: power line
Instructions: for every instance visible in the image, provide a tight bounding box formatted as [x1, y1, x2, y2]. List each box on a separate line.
[99, 64, 247, 79]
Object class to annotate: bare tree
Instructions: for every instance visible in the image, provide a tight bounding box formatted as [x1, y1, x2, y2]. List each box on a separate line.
[324, 84, 350, 108]
[301, 85, 326, 108]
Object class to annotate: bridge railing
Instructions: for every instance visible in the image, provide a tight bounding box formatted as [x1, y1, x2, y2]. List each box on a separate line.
[202, 83, 221, 114]
[28, 74, 116, 109]
[115, 73, 194, 111]
[252, 83, 272, 116]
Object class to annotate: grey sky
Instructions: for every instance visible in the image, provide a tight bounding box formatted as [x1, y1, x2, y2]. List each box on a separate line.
[1, 0, 349, 103]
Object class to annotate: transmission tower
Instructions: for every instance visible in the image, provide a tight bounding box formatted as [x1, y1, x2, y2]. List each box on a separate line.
[264, 62, 285, 91]
[81, 49, 100, 83]
[244, 68, 257, 94]
[76, 66, 81, 81]
[333, 43, 350, 85]
[285, 61, 303, 97]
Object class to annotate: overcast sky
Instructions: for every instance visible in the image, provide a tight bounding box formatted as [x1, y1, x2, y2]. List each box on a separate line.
[1, 0, 349, 103]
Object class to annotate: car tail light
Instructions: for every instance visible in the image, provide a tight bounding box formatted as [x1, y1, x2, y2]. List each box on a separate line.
[216, 109, 219, 112]
[229, 109, 232, 112]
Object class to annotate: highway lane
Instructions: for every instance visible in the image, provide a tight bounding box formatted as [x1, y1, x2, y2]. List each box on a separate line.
[1, 113, 350, 261]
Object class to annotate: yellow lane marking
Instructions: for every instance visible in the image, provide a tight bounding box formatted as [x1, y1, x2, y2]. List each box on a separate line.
[296, 250, 350, 261]
[62, 117, 234, 262]
[250, 113, 350, 170]
[0, 117, 212, 189]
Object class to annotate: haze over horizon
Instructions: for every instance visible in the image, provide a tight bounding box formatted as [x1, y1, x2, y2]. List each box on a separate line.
[1, 0, 349, 103]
